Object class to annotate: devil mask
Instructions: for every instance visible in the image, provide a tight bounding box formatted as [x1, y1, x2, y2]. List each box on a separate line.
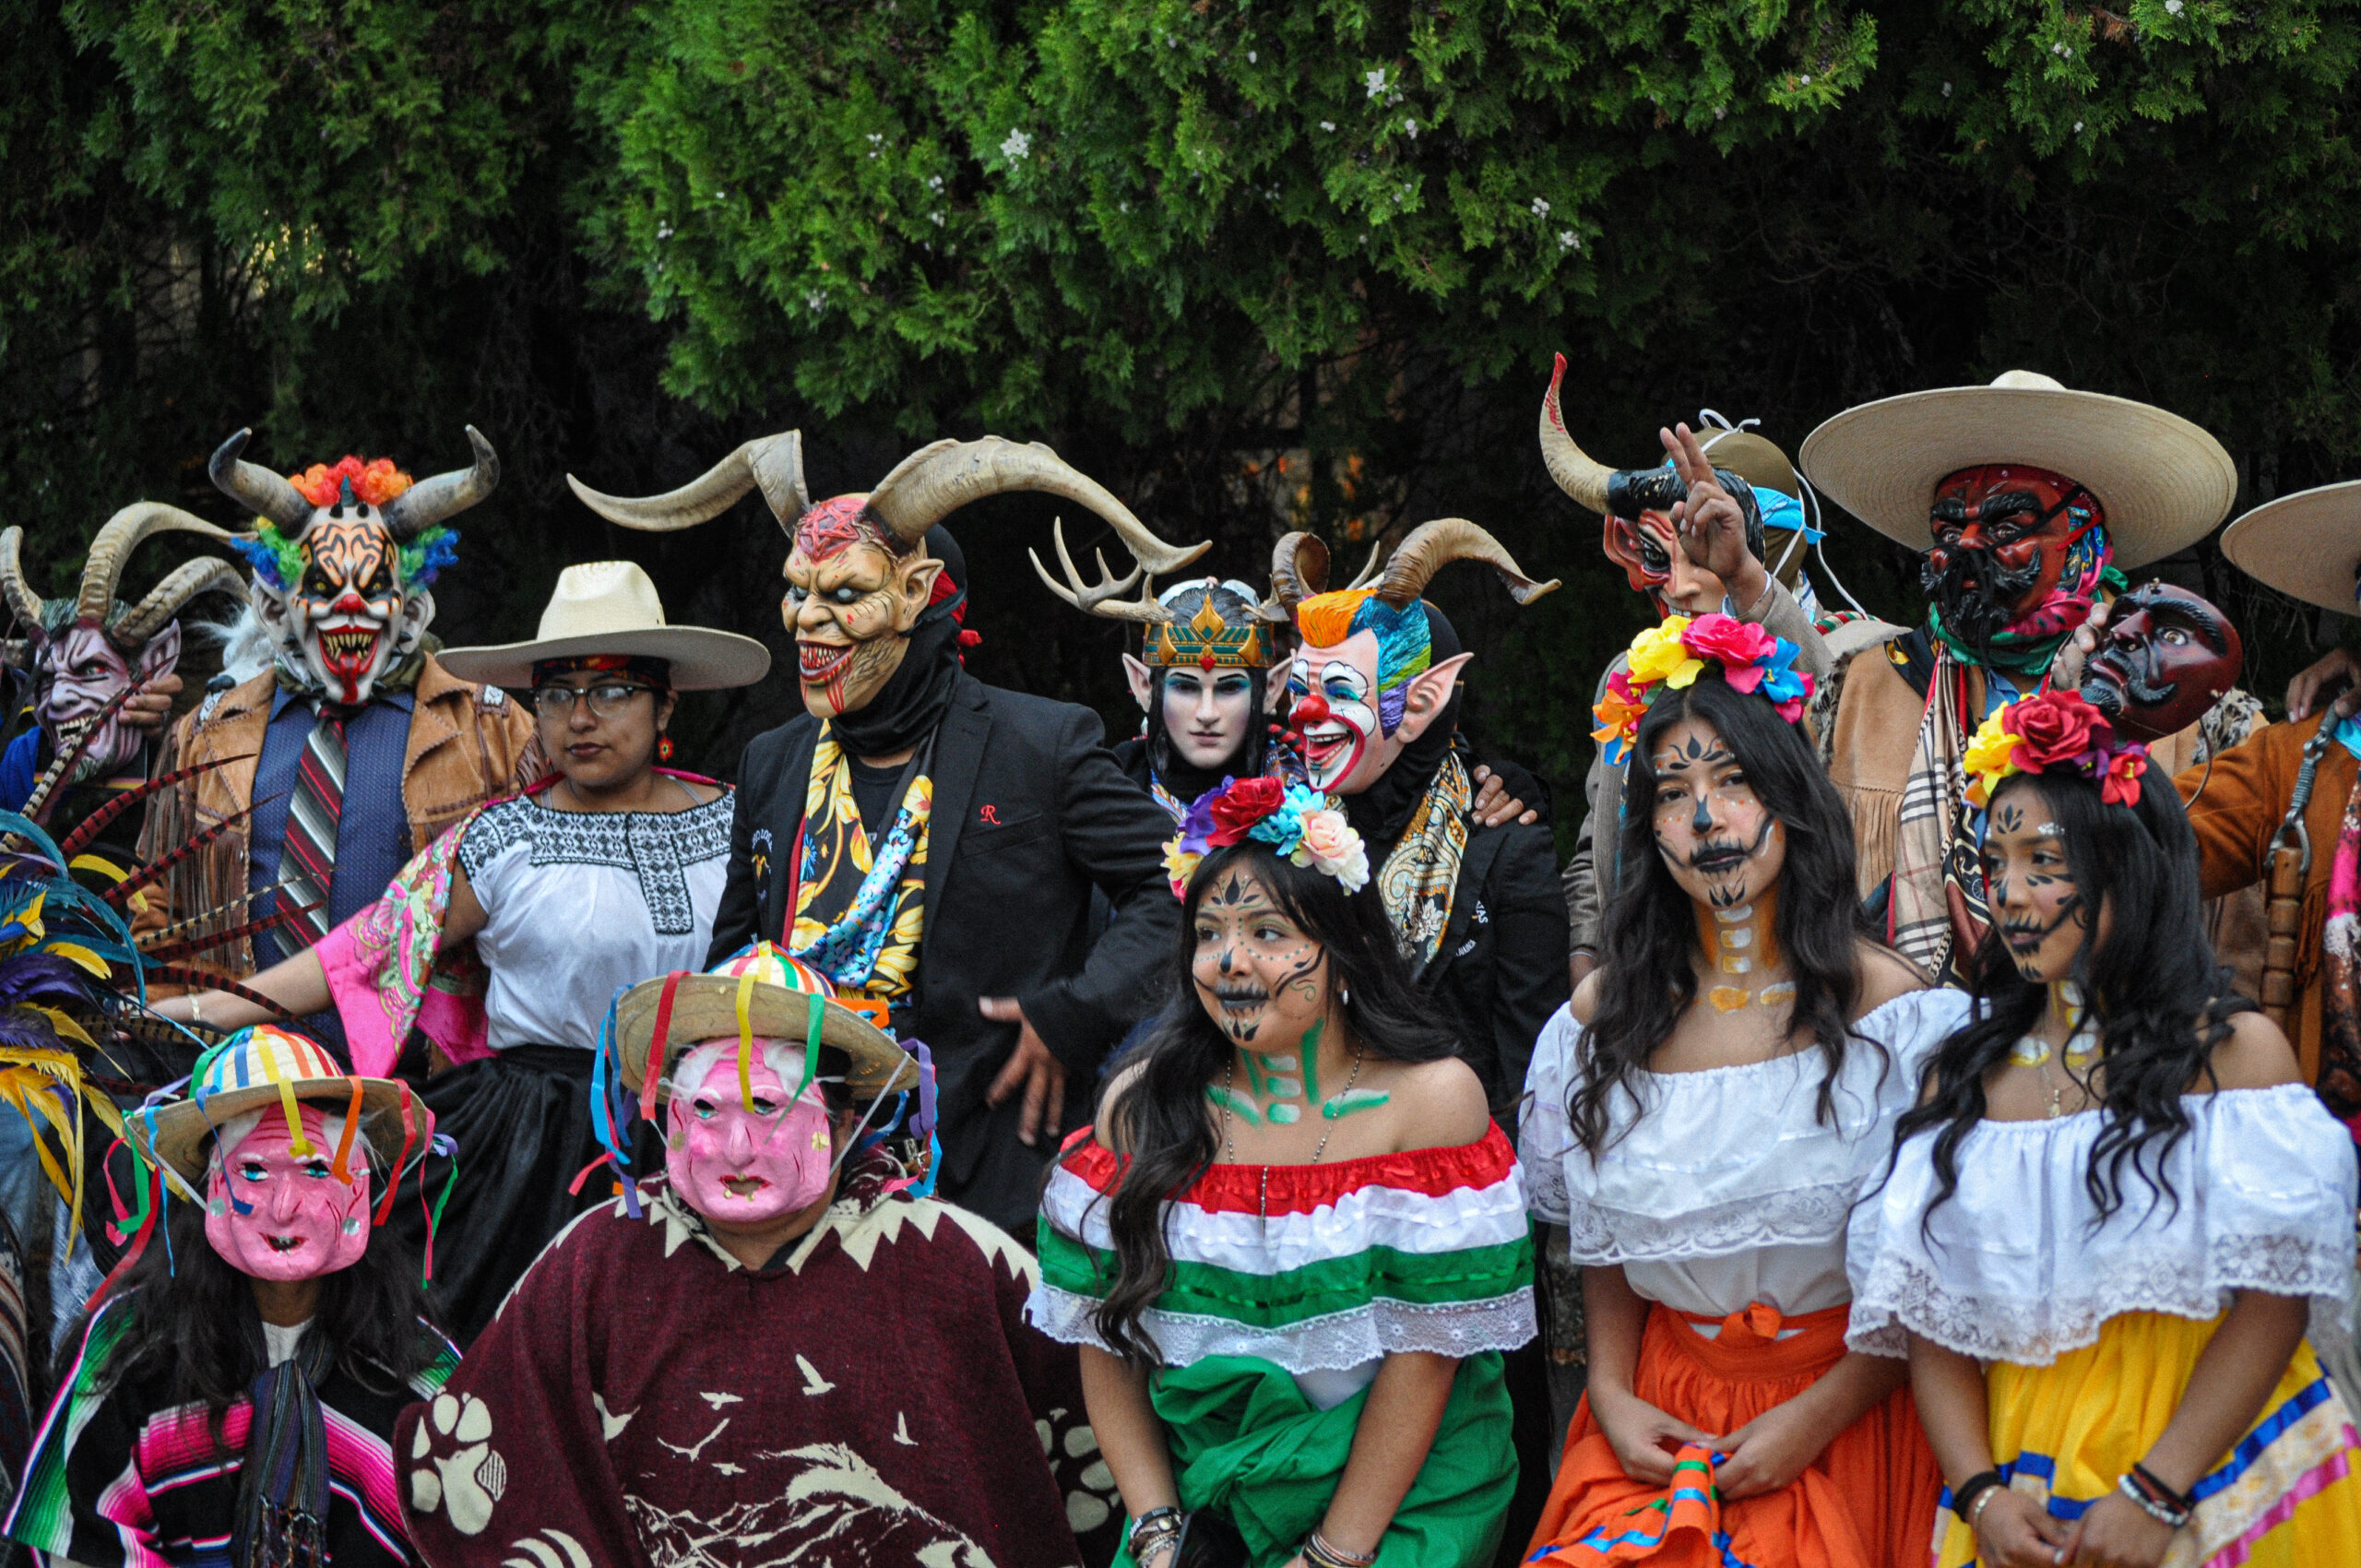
[570, 432, 1209, 726]
[1, 507, 242, 784]
[2079, 581, 2244, 742]
[1279, 521, 1556, 794]
[1923, 464, 2118, 673]
[210, 428, 499, 707]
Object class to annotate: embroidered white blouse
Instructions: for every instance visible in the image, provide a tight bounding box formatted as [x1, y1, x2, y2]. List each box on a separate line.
[457, 788, 736, 1051]
[1520, 988, 1971, 1324]
[1846, 1082, 2359, 1364]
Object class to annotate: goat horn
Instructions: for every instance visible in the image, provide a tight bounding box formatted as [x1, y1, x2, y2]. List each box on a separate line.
[113, 557, 246, 647]
[1260, 531, 1331, 622]
[864, 436, 1209, 573]
[1537, 352, 1613, 514]
[0, 528, 47, 630]
[1372, 518, 1561, 610]
[77, 503, 236, 626]
[568, 431, 808, 537]
[208, 430, 313, 530]
[382, 425, 501, 540]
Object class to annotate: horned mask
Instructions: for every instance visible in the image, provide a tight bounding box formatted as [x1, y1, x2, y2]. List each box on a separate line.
[1, 506, 243, 783]
[1273, 522, 1558, 794]
[569, 433, 1209, 721]
[210, 428, 498, 707]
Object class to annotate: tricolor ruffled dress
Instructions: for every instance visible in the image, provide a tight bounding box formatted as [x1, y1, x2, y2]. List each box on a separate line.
[1027, 1123, 1536, 1567]
[1519, 990, 1968, 1568]
[1848, 1082, 2361, 1565]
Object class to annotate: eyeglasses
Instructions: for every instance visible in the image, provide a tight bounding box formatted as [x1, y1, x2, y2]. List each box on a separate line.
[530, 682, 660, 719]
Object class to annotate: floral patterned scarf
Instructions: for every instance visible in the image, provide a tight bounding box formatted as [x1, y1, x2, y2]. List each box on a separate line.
[2316, 767, 2361, 1126]
[1374, 750, 1471, 971]
[788, 728, 930, 1002]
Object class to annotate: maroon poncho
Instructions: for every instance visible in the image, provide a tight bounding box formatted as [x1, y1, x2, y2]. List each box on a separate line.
[396, 1155, 1122, 1567]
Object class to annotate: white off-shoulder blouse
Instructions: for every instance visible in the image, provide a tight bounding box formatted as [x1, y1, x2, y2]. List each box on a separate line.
[1520, 987, 1971, 1324]
[1846, 1081, 2359, 1365]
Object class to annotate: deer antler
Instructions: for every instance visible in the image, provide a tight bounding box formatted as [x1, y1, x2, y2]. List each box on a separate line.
[1028, 517, 1173, 623]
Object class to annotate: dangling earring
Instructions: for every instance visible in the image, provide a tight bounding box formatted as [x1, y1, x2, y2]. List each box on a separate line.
[1339, 983, 1350, 1005]
[658, 735, 675, 762]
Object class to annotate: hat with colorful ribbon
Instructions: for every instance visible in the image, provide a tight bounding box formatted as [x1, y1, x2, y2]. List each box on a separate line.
[129, 1025, 432, 1194]
[611, 944, 916, 1105]
[1591, 612, 1816, 767]
[1963, 688, 2150, 810]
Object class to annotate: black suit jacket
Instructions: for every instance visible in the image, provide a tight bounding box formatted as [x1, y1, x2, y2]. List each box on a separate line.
[1414, 818, 1570, 1120]
[707, 672, 1180, 1233]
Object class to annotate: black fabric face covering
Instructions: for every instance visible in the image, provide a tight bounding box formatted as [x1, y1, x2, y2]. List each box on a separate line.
[825, 526, 968, 758]
[1341, 601, 1465, 850]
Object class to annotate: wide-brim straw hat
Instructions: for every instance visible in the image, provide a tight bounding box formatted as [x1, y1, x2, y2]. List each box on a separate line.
[436, 560, 771, 691]
[2220, 480, 2361, 615]
[613, 952, 917, 1103]
[1798, 371, 2236, 570]
[131, 1026, 430, 1191]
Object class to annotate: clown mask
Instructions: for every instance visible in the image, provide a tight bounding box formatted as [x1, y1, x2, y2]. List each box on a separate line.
[2080, 581, 2243, 742]
[1924, 465, 2106, 662]
[665, 1043, 837, 1227]
[32, 620, 181, 781]
[780, 497, 943, 719]
[205, 1105, 372, 1282]
[1287, 610, 1471, 794]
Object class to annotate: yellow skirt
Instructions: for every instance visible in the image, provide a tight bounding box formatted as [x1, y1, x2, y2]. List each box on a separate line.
[1934, 1311, 2361, 1567]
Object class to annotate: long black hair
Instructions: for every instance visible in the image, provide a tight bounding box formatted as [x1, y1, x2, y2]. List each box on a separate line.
[1891, 764, 2246, 1226]
[87, 1126, 443, 1445]
[1074, 839, 1454, 1363]
[1572, 669, 1874, 1153]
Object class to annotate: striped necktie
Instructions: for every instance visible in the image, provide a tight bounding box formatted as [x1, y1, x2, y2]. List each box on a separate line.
[278, 704, 349, 948]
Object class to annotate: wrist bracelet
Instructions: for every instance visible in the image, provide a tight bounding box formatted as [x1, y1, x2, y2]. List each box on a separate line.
[189, 993, 203, 1027]
[1301, 1532, 1378, 1568]
[1968, 1486, 2005, 1528]
[1952, 1470, 2005, 1527]
[2131, 1462, 2195, 1516]
[1128, 1506, 1183, 1561]
[2118, 1473, 2191, 1528]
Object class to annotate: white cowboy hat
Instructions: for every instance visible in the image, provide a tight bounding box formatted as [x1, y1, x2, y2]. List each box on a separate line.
[435, 560, 771, 691]
[1797, 371, 2237, 569]
[2220, 479, 2361, 615]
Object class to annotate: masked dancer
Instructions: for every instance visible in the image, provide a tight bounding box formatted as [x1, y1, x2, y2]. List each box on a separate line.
[1849, 688, 2361, 1567]
[1797, 372, 2238, 980]
[6, 1026, 455, 1568]
[138, 431, 540, 1053]
[397, 944, 1119, 1565]
[156, 562, 765, 1344]
[571, 434, 1194, 1233]
[1034, 776, 1534, 1568]
[1518, 614, 1951, 1567]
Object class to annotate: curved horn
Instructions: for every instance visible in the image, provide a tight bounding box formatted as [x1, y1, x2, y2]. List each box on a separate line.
[77, 503, 236, 625]
[567, 431, 808, 537]
[1372, 519, 1561, 610]
[1029, 517, 1173, 623]
[1538, 352, 1612, 514]
[1341, 538, 1383, 592]
[209, 429, 313, 530]
[113, 557, 245, 647]
[382, 425, 501, 540]
[1262, 530, 1331, 621]
[864, 436, 1210, 573]
[0, 528, 48, 630]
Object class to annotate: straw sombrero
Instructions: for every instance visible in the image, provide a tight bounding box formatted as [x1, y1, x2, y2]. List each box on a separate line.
[2219, 480, 2361, 615]
[436, 560, 771, 691]
[1797, 371, 2236, 570]
[132, 1026, 430, 1190]
[613, 944, 917, 1102]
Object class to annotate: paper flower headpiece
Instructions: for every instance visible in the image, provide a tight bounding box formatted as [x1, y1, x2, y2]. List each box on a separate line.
[1590, 612, 1815, 766]
[1162, 777, 1371, 897]
[1964, 688, 2148, 810]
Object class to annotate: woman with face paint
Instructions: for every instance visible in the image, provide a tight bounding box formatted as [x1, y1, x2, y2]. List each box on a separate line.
[6, 1027, 454, 1568]
[1850, 690, 2361, 1568]
[395, 944, 1123, 1568]
[156, 562, 769, 1346]
[1032, 777, 1535, 1568]
[1519, 614, 1962, 1568]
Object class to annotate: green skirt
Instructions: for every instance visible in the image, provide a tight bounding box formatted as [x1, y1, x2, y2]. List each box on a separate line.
[1112, 1352, 1515, 1568]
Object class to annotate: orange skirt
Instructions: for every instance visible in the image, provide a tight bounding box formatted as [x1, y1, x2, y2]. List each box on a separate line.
[1525, 1301, 1939, 1568]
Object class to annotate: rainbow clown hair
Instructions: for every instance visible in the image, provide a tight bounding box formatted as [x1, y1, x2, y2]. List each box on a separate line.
[1963, 688, 2149, 810]
[1592, 612, 1815, 766]
[225, 454, 461, 592]
[1295, 589, 1433, 736]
